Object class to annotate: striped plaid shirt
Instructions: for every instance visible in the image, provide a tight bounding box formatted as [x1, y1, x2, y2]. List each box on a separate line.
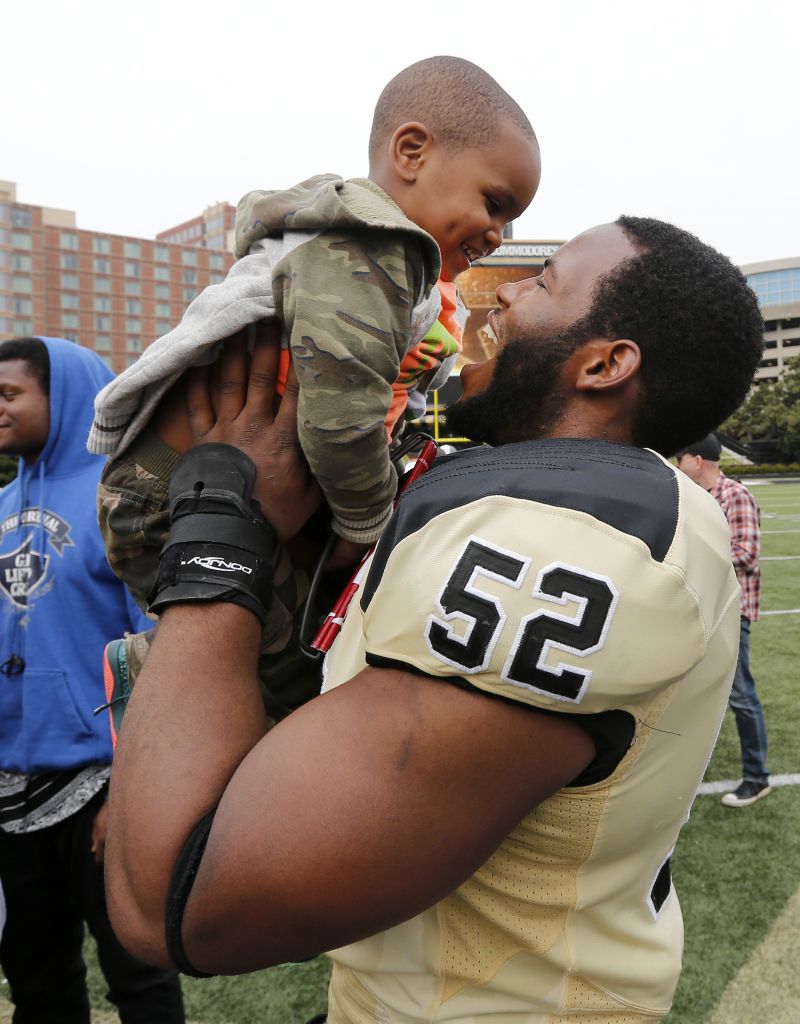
[711, 471, 761, 621]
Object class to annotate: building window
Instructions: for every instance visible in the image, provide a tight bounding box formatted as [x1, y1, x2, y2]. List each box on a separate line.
[60, 232, 79, 250]
[13, 298, 33, 315]
[155, 319, 172, 335]
[0, 273, 8, 291]
[747, 268, 800, 308]
[11, 209, 33, 228]
[93, 257, 110, 274]
[94, 335, 112, 352]
[62, 313, 80, 330]
[154, 283, 170, 299]
[94, 277, 111, 293]
[155, 245, 169, 262]
[93, 237, 111, 255]
[11, 254, 31, 272]
[210, 272, 224, 285]
[182, 249, 198, 267]
[124, 241, 141, 259]
[125, 299, 141, 315]
[95, 315, 111, 331]
[61, 293, 80, 309]
[13, 320, 34, 334]
[124, 280, 141, 297]
[155, 302, 171, 318]
[154, 265, 170, 282]
[60, 253, 78, 271]
[125, 318, 141, 333]
[183, 288, 197, 303]
[183, 269, 196, 284]
[60, 273, 79, 291]
[11, 232, 32, 250]
[209, 253, 225, 271]
[94, 297, 112, 312]
[124, 261, 139, 278]
[99, 354, 113, 369]
[13, 276, 33, 293]
[126, 337, 142, 354]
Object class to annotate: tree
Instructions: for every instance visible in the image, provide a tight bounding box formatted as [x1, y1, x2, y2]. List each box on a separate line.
[723, 355, 800, 461]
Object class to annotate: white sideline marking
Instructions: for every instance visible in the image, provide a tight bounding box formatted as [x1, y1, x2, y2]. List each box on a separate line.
[762, 529, 800, 534]
[698, 773, 800, 795]
[762, 555, 800, 561]
[761, 608, 800, 616]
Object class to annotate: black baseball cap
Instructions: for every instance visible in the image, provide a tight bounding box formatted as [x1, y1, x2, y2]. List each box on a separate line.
[676, 434, 722, 461]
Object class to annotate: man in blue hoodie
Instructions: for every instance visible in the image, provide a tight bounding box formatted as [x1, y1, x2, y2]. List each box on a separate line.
[0, 337, 185, 1023]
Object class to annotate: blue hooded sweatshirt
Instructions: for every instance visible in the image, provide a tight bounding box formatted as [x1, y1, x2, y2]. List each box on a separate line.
[0, 338, 150, 774]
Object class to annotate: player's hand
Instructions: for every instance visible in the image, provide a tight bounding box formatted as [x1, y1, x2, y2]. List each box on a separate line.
[184, 323, 322, 542]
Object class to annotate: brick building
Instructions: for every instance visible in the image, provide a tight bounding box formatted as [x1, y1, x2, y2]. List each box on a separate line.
[0, 181, 234, 373]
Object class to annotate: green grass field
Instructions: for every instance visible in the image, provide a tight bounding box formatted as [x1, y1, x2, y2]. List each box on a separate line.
[3, 481, 799, 1023]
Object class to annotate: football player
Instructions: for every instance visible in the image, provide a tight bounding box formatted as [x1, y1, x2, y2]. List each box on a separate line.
[105, 216, 763, 1023]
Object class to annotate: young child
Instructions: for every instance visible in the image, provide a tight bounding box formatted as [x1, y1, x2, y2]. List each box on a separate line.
[90, 56, 541, 730]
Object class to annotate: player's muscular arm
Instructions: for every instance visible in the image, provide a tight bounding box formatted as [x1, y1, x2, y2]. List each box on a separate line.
[108, 594, 594, 973]
[186, 662, 595, 973]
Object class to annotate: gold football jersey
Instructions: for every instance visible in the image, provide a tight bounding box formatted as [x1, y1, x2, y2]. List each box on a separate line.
[322, 440, 740, 1023]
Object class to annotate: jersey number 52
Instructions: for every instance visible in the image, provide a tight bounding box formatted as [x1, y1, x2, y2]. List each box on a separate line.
[425, 537, 618, 704]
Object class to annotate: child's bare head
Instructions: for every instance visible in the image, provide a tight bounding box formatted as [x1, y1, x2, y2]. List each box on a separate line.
[369, 57, 541, 281]
[369, 56, 536, 163]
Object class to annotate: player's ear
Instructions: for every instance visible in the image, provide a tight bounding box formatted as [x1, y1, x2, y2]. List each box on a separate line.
[390, 123, 434, 183]
[575, 339, 641, 393]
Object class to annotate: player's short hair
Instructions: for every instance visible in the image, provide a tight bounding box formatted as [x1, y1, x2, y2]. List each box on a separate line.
[676, 434, 722, 461]
[577, 217, 764, 456]
[0, 337, 50, 395]
[368, 56, 537, 162]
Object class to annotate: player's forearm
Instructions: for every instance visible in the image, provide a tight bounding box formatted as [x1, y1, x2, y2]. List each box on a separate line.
[105, 602, 268, 967]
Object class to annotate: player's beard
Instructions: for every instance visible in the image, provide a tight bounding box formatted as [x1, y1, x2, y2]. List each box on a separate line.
[445, 332, 584, 446]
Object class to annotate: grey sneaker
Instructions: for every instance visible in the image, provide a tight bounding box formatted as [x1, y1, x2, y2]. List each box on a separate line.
[721, 780, 772, 807]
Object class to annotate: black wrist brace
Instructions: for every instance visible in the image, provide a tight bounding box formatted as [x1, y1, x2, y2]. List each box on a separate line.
[148, 444, 277, 624]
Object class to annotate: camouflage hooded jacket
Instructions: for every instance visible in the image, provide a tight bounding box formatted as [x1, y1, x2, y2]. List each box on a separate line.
[88, 175, 445, 542]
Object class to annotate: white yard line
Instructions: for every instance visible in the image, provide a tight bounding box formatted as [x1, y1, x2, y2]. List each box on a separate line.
[698, 773, 800, 796]
[762, 555, 800, 561]
[761, 608, 800, 616]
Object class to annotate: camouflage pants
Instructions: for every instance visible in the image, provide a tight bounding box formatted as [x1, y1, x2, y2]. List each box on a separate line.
[97, 431, 324, 717]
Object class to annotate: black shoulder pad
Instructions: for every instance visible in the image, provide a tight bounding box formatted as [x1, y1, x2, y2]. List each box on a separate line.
[362, 439, 678, 611]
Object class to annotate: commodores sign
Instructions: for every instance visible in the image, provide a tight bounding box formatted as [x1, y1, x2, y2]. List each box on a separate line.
[477, 242, 562, 261]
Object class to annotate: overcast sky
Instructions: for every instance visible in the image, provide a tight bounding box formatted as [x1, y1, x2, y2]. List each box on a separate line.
[4, 0, 796, 266]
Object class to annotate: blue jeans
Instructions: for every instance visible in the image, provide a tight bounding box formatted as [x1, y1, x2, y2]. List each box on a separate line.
[729, 617, 769, 785]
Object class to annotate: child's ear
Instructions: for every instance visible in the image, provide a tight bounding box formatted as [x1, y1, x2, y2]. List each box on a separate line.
[389, 122, 433, 183]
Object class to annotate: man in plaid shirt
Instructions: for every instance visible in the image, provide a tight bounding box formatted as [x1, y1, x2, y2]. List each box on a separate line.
[677, 434, 770, 806]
